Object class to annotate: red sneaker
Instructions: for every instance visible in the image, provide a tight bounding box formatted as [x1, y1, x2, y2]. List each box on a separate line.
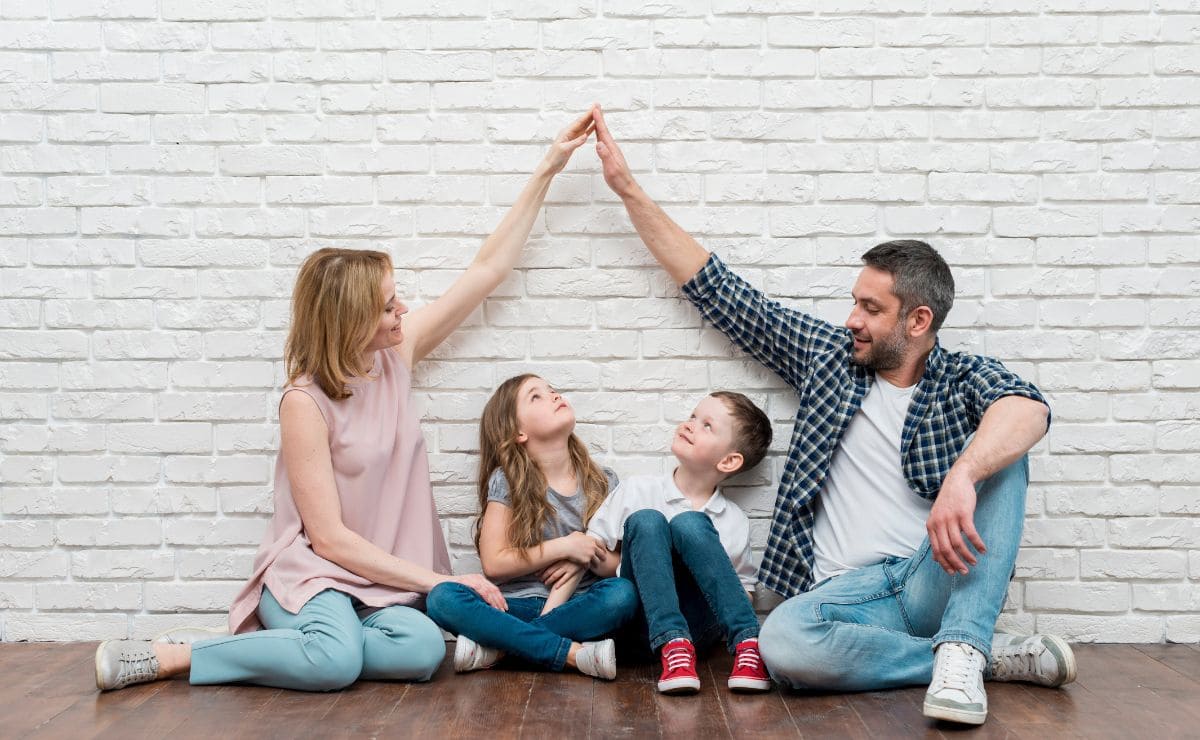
[728, 638, 771, 692]
[658, 638, 701, 694]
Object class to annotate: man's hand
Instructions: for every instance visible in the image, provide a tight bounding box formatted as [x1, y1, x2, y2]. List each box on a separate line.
[592, 104, 639, 198]
[926, 470, 986, 576]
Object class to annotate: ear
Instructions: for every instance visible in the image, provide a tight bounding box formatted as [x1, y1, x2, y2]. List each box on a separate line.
[907, 305, 935, 339]
[716, 452, 744, 475]
[515, 430, 528, 444]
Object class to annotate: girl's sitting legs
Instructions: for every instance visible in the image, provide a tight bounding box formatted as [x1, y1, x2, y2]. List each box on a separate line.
[426, 579, 635, 674]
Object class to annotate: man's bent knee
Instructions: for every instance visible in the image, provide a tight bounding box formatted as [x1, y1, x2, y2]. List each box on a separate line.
[760, 599, 842, 690]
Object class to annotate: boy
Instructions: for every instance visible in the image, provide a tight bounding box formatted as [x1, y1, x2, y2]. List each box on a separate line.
[587, 391, 772, 694]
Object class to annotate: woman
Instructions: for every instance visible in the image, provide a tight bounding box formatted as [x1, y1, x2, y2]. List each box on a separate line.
[95, 109, 597, 692]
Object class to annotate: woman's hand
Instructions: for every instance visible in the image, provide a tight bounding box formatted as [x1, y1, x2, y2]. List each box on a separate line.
[540, 107, 596, 176]
[557, 531, 606, 566]
[449, 573, 508, 612]
[539, 559, 585, 589]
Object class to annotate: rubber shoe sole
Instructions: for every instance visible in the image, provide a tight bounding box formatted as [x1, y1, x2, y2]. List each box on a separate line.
[658, 675, 701, 694]
[94, 639, 112, 691]
[926, 695, 984, 724]
[728, 675, 772, 692]
[923, 695, 987, 726]
[1037, 635, 1077, 687]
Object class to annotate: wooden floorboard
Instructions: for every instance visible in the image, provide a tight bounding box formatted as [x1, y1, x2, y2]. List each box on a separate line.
[1, 642, 1198, 738]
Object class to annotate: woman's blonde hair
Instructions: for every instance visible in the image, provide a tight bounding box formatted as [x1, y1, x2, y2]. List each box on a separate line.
[475, 373, 610, 555]
[284, 247, 393, 400]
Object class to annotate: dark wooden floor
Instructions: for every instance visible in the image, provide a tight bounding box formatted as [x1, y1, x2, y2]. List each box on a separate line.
[1, 642, 1198, 739]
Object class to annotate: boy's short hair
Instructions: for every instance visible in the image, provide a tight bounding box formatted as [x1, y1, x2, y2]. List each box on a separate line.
[710, 391, 772, 474]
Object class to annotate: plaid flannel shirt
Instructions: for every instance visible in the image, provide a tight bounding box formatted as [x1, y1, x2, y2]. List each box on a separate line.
[681, 254, 1050, 598]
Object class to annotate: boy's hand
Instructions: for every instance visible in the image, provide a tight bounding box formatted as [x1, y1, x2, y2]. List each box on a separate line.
[539, 560, 585, 588]
[559, 530, 606, 565]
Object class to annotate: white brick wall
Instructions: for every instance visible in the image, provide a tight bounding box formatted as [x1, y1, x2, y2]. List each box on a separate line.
[1, 3, 1197, 643]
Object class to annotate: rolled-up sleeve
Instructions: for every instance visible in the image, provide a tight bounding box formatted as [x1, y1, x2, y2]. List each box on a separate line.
[681, 253, 844, 390]
[961, 356, 1052, 429]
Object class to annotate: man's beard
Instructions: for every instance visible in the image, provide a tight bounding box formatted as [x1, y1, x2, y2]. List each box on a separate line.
[851, 324, 908, 372]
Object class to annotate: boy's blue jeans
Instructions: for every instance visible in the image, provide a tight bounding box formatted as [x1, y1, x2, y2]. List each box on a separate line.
[620, 509, 759, 655]
[759, 456, 1029, 691]
[425, 577, 637, 671]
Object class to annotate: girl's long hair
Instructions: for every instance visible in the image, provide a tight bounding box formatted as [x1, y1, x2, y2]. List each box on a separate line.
[474, 373, 610, 556]
[284, 247, 392, 400]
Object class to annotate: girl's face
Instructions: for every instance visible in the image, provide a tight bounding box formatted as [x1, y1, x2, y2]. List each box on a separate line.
[514, 376, 575, 444]
[363, 274, 407, 354]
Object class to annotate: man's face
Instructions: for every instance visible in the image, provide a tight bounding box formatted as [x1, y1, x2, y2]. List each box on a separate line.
[844, 266, 910, 372]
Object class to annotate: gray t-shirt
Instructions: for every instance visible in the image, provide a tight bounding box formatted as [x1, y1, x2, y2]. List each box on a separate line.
[486, 466, 618, 599]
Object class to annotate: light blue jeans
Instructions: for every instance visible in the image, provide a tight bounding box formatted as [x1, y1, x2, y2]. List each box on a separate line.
[759, 457, 1028, 691]
[190, 587, 445, 691]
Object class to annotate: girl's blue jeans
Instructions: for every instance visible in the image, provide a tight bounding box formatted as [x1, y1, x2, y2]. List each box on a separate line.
[425, 576, 638, 671]
[759, 456, 1029, 691]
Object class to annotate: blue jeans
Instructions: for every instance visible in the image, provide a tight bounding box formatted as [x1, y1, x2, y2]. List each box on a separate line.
[190, 587, 445, 691]
[621, 509, 759, 655]
[759, 457, 1029, 691]
[425, 577, 638, 671]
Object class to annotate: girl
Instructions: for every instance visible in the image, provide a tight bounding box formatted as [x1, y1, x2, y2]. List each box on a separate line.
[425, 374, 638, 679]
[94, 110, 595, 693]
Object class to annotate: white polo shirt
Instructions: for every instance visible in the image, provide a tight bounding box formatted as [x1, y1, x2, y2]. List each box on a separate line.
[586, 471, 757, 588]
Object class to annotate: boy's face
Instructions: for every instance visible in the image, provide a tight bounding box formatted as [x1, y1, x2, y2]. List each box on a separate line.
[671, 395, 743, 475]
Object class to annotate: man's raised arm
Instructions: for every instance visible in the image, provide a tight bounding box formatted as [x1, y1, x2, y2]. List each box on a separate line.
[593, 105, 709, 285]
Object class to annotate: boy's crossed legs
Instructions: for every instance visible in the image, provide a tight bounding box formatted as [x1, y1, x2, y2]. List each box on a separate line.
[621, 509, 769, 694]
[759, 457, 1076, 725]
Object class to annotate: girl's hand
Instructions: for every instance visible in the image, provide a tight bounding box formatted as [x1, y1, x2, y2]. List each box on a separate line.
[450, 573, 508, 612]
[539, 560, 585, 589]
[558, 531, 606, 565]
[541, 108, 597, 176]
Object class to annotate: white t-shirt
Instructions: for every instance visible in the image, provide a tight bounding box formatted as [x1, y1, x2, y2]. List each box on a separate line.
[586, 471, 757, 588]
[810, 375, 933, 584]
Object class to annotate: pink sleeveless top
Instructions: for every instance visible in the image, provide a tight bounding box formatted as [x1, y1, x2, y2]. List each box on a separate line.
[227, 347, 452, 634]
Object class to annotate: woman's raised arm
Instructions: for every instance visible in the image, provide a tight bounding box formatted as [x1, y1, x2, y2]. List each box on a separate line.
[398, 108, 595, 367]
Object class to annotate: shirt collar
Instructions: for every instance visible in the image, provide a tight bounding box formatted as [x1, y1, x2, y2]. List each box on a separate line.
[666, 469, 726, 514]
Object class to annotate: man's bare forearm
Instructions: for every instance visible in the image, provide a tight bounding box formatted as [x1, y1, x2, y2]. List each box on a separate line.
[948, 395, 1049, 487]
[620, 186, 710, 286]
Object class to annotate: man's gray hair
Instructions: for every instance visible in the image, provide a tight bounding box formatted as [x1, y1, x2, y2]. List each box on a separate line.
[861, 240, 955, 333]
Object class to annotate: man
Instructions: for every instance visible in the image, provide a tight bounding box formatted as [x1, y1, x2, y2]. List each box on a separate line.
[589, 106, 1075, 726]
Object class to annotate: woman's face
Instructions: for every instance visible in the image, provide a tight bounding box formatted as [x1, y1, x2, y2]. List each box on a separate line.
[363, 274, 407, 354]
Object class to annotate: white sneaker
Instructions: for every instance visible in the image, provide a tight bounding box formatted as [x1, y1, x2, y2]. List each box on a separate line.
[574, 639, 617, 681]
[452, 635, 502, 673]
[152, 626, 228, 645]
[95, 640, 160, 691]
[990, 633, 1077, 687]
[923, 642, 988, 725]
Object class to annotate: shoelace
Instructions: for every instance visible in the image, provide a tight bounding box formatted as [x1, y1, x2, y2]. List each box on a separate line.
[932, 645, 979, 693]
[734, 646, 763, 671]
[992, 645, 1039, 679]
[664, 646, 694, 673]
[118, 648, 159, 684]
